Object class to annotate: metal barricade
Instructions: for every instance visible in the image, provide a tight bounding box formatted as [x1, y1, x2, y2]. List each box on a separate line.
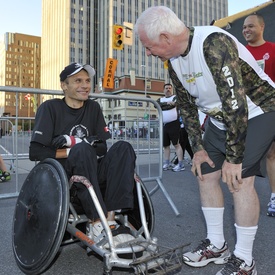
[91, 93, 179, 216]
[0, 86, 179, 215]
[0, 118, 32, 171]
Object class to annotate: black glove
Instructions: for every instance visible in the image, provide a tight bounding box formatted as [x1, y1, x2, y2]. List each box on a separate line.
[52, 135, 67, 148]
[52, 135, 82, 148]
[83, 136, 103, 146]
[84, 136, 107, 156]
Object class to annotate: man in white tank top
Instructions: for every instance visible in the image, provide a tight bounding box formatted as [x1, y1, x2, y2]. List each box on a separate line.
[156, 83, 184, 172]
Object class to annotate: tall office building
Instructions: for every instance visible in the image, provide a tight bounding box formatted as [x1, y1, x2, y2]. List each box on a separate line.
[41, 0, 93, 90]
[41, 0, 228, 91]
[0, 33, 41, 117]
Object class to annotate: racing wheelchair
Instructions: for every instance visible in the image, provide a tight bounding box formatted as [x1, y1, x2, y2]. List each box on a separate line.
[12, 158, 187, 274]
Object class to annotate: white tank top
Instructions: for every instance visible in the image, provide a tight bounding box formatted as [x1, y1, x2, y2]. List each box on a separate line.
[160, 95, 178, 124]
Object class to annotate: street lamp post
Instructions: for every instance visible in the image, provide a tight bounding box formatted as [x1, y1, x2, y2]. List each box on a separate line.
[140, 65, 148, 120]
[140, 64, 147, 98]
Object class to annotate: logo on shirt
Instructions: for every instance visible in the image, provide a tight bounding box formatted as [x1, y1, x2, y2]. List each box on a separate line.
[263, 53, 270, 61]
[70, 124, 89, 138]
[182, 72, 203, 85]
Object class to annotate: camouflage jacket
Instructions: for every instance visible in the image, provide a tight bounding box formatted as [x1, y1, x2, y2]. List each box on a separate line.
[168, 26, 275, 164]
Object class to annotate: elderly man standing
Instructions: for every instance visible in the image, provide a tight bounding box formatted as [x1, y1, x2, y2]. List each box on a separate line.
[135, 6, 275, 275]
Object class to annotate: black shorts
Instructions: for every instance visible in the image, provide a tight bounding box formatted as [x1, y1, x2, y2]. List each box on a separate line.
[201, 112, 275, 178]
[163, 120, 181, 147]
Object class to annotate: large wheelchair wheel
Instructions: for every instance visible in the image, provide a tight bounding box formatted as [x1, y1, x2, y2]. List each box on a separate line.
[12, 158, 69, 275]
[123, 174, 155, 234]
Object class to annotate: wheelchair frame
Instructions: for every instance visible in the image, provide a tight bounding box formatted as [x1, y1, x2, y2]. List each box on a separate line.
[12, 158, 187, 274]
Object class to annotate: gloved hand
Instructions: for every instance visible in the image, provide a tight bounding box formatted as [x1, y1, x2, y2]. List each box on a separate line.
[52, 135, 82, 148]
[83, 136, 103, 146]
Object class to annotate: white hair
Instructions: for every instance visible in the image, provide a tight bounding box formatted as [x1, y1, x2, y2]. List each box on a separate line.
[134, 6, 185, 41]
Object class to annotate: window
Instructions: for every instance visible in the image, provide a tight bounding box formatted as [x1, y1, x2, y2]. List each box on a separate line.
[115, 78, 119, 89]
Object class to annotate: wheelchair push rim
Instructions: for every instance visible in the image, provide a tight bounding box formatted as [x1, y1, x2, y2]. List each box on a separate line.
[12, 158, 69, 275]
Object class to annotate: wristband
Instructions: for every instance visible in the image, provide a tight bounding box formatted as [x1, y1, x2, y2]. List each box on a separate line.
[70, 136, 76, 147]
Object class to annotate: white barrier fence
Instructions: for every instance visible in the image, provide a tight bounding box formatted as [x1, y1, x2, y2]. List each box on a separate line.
[0, 86, 179, 215]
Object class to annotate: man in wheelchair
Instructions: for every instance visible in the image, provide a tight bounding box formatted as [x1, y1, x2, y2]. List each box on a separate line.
[29, 62, 137, 248]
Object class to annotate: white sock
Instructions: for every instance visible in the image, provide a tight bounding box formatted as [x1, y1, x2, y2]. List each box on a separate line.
[234, 223, 258, 266]
[202, 207, 225, 249]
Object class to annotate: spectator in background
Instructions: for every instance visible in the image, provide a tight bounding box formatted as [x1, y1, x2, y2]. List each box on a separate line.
[156, 83, 184, 172]
[243, 13, 275, 217]
[243, 13, 275, 80]
[0, 156, 11, 182]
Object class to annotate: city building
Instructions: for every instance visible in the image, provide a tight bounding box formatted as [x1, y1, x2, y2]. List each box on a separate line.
[0, 32, 41, 118]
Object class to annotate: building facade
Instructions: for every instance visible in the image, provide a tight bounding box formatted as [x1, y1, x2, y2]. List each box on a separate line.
[0, 33, 41, 117]
[97, 0, 228, 86]
[41, 0, 93, 91]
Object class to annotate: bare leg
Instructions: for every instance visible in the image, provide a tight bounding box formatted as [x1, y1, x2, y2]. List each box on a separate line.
[233, 176, 259, 226]
[163, 145, 171, 161]
[0, 156, 8, 172]
[199, 171, 259, 225]
[198, 170, 224, 207]
[174, 142, 183, 162]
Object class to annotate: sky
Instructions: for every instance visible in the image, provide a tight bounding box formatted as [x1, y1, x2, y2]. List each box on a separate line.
[228, 0, 269, 15]
[0, 0, 270, 39]
[0, 0, 42, 38]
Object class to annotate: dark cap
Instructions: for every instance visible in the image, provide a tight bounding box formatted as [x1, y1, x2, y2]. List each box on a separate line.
[59, 62, 95, 81]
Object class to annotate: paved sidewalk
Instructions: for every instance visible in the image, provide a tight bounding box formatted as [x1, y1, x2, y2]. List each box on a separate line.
[0, 161, 274, 274]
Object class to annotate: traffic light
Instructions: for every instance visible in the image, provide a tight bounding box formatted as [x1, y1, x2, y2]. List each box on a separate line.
[112, 25, 124, 50]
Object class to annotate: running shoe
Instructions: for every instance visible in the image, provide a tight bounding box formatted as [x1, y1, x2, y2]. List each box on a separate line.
[88, 220, 135, 248]
[172, 164, 185, 172]
[169, 162, 175, 169]
[267, 197, 275, 217]
[183, 239, 230, 267]
[216, 254, 257, 275]
[163, 163, 170, 171]
[0, 170, 11, 182]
